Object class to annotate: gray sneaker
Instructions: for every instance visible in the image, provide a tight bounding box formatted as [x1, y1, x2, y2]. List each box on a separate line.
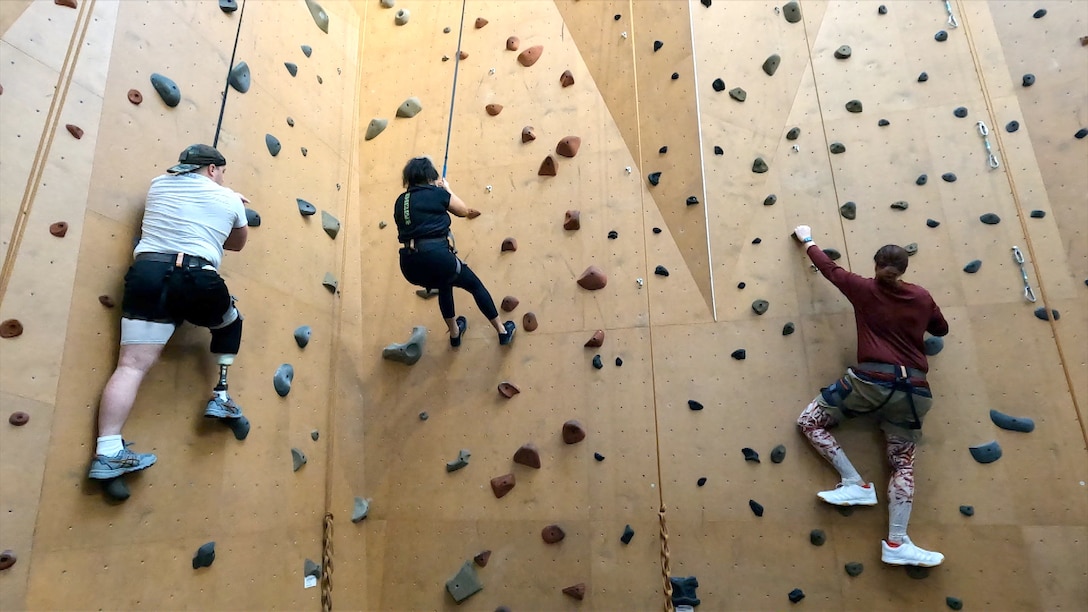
[205, 394, 244, 419]
[88, 445, 157, 480]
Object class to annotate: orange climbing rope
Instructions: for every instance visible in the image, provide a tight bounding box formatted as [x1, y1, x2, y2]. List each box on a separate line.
[659, 506, 675, 612]
[321, 511, 334, 611]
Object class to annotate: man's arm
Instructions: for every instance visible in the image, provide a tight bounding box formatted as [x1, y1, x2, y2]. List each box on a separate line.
[224, 225, 248, 251]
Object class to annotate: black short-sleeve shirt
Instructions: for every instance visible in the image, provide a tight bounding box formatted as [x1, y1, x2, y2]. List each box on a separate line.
[394, 185, 452, 242]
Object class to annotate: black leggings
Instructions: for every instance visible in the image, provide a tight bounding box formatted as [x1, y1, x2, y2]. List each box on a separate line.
[399, 245, 499, 320]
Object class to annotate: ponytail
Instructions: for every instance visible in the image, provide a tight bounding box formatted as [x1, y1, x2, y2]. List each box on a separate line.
[873, 245, 909, 287]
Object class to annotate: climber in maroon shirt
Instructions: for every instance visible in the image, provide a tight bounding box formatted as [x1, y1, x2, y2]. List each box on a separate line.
[792, 224, 949, 567]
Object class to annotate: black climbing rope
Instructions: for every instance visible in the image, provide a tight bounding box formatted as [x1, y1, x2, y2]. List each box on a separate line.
[441, 0, 468, 178]
[213, 0, 247, 148]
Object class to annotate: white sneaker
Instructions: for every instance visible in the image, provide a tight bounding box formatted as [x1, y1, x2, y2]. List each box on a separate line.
[817, 482, 878, 506]
[882, 536, 944, 567]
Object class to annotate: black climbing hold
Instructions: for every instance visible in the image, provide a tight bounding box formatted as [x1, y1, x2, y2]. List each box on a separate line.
[245, 208, 261, 227]
[935, 30, 948, 42]
[697, 477, 707, 486]
[786, 127, 800, 140]
[701, 0, 711, 6]
[990, 409, 1035, 433]
[1075, 128, 1088, 139]
[688, 400, 703, 411]
[980, 213, 1001, 225]
[594, 452, 605, 461]
[274, 364, 294, 396]
[620, 525, 635, 544]
[845, 99, 863, 113]
[959, 505, 974, 517]
[1006, 120, 1019, 132]
[613, 14, 620, 20]
[608, 230, 619, 239]
[906, 566, 930, 580]
[954, 106, 968, 118]
[671, 576, 701, 607]
[648, 172, 662, 186]
[763, 194, 777, 206]
[969, 440, 1002, 463]
[193, 542, 215, 569]
[770, 444, 786, 463]
[228, 62, 250, 93]
[844, 562, 864, 577]
[297, 198, 317, 216]
[942, 172, 957, 182]
[891, 201, 909, 211]
[1022, 74, 1035, 87]
[737, 282, 746, 289]
[788, 588, 805, 603]
[1033, 8, 1046, 18]
[963, 260, 981, 274]
[1030, 210, 1045, 218]
[316, 75, 323, 84]
[653, 40, 663, 52]
[782, 322, 795, 336]
[729, 87, 746, 102]
[671, 72, 679, 80]
[878, 4, 887, 14]
[918, 72, 929, 82]
[1033, 306, 1059, 321]
[655, 265, 669, 277]
[924, 336, 944, 356]
[285, 62, 298, 77]
[926, 218, 940, 228]
[947, 596, 964, 610]
[878, 118, 890, 126]
[615, 357, 623, 367]
[712, 78, 725, 92]
[749, 499, 764, 517]
[419, 411, 428, 420]
[829, 142, 846, 154]
[751, 299, 769, 315]
[753, 157, 768, 173]
[592, 354, 603, 369]
[834, 45, 851, 59]
[713, 145, 724, 155]
[686, 196, 700, 206]
[659, 145, 668, 154]
[265, 134, 281, 156]
[741, 447, 759, 462]
[652, 227, 662, 234]
[751, 238, 761, 244]
[150, 73, 181, 107]
[810, 529, 826, 546]
[782, 1, 802, 23]
[916, 174, 928, 185]
[731, 349, 747, 361]
[822, 248, 842, 260]
[219, 0, 238, 12]
[294, 325, 312, 348]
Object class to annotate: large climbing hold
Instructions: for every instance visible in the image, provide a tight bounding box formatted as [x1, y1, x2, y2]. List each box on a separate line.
[782, 1, 802, 23]
[228, 62, 250, 93]
[562, 583, 586, 600]
[969, 440, 1002, 464]
[192, 542, 216, 569]
[285, 62, 298, 77]
[562, 420, 586, 444]
[648, 171, 662, 186]
[490, 473, 515, 498]
[538, 155, 557, 176]
[265, 134, 281, 157]
[294, 325, 312, 348]
[585, 330, 604, 347]
[273, 364, 294, 396]
[351, 497, 370, 522]
[321, 211, 340, 238]
[671, 576, 701, 607]
[446, 561, 483, 603]
[245, 208, 261, 226]
[396, 97, 422, 118]
[382, 326, 427, 365]
[560, 70, 575, 87]
[150, 73, 181, 107]
[518, 45, 543, 67]
[513, 443, 541, 469]
[752, 299, 769, 315]
[291, 448, 307, 471]
[556, 136, 581, 158]
[365, 118, 388, 141]
[989, 409, 1035, 433]
[304, 0, 330, 33]
[752, 157, 768, 173]
[577, 266, 607, 290]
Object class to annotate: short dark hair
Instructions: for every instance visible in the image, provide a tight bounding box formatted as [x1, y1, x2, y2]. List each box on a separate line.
[402, 156, 439, 187]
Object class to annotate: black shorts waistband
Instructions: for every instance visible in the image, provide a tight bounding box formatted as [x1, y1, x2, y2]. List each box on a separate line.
[134, 252, 214, 269]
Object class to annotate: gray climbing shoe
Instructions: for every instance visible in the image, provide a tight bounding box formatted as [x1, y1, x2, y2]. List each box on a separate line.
[88, 444, 157, 480]
[205, 394, 244, 419]
[498, 320, 516, 346]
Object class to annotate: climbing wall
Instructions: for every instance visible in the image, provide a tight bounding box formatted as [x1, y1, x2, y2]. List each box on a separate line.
[1, 0, 1086, 611]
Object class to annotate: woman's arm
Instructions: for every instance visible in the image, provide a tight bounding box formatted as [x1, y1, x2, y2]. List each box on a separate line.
[438, 179, 480, 218]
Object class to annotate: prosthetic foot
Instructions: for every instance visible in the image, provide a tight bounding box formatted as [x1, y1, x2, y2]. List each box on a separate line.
[204, 354, 250, 440]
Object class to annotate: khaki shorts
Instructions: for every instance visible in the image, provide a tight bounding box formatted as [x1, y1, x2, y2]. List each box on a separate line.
[813, 368, 933, 442]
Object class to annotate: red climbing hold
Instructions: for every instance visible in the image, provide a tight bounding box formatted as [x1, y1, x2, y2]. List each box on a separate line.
[0, 320, 24, 339]
[577, 266, 607, 290]
[556, 136, 581, 158]
[474, 17, 488, 28]
[501, 237, 517, 252]
[563, 210, 581, 230]
[560, 70, 575, 87]
[506, 36, 520, 51]
[459, 51, 469, 60]
[497, 381, 520, 398]
[473, 550, 491, 567]
[49, 222, 69, 237]
[585, 330, 605, 347]
[98, 295, 115, 308]
[562, 420, 586, 444]
[8, 412, 29, 426]
[522, 312, 538, 332]
[538, 155, 557, 176]
[485, 103, 503, 116]
[0, 550, 15, 571]
[55, 0, 77, 8]
[500, 296, 519, 312]
[490, 473, 515, 498]
[513, 443, 541, 469]
[127, 89, 143, 105]
[65, 124, 84, 139]
[517, 45, 543, 67]
[521, 126, 536, 143]
[541, 524, 565, 543]
[563, 583, 586, 600]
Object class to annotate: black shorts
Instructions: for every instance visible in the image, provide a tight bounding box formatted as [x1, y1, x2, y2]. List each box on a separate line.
[121, 260, 233, 328]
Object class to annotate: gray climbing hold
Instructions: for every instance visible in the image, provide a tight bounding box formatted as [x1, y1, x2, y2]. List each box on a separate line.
[321, 211, 340, 238]
[300, 147, 308, 156]
[382, 326, 427, 365]
[959, 505, 974, 517]
[1006, 120, 1019, 132]
[963, 260, 981, 274]
[845, 99, 862, 113]
[878, 4, 887, 14]
[904, 242, 918, 256]
[311, 429, 319, 441]
[351, 497, 369, 522]
[1022, 74, 1035, 87]
[918, 72, 929, 82]
[297, 198, 317, 216]
[834, 45, 851, 59]
[763, 194, 777, 206]
[924, 336, 943, 355]
[150, 73, 181, 107]
[935, 30, 948, 42]
[942, 172, 957, 182]
[782, 322, 795, 335]
[731, 349, 747, 360]
[265, 134, 281, 157]
[770, 444, 786, 463]
[394, 8, 410, 25]
[291, 447, 307, 471]
[782, 1, 801, 23]
[274, 364, 294, 396]
[219, 0, 238, 12]
[749, 499, 764, 516]
[397, 96, 422, 118]
[762, 54, 781, 76]
[980, 213, 1001, 224]
[648, 171, 662, 186]
[245, 208, 261, 227]
[285, 62, 298, 77]
[829, 142, 846, 154]
[226, 416, 250, 441]
[365, 118, 388, 141]
[810, 529, 826, 545]
[418, 411, 428, 421]
[304, 0, 329, 33]
[380, 0, 394, 6]
[822, 248, 842, 260]
[954, 106, 968, 118]
[969, 440, 1001, 463]
[294, 325, 312, 348]
[989, 409, 1035, 433]
[193, 542, 216, 569]
[742, 447, 760, 462]
[445, 449, 471, 472]
[712, 78, 726, 92]
[621, 525, 635, 544]
[286, 116, 295, 127]
[1030, 210, 1045, 218]
[104, 477, 129, 500]
[845, 562, 864, 577]
[927, 218, 940, 228]
[916, 174, 928, 185]
[878, 118, 890, 126]
[891, 200, 909, 210]
[752, 157, 768, 173]
[786, 127, 800, 140]
[729, 87, 746, 102]
[304, 559, 321, 579]
[906, 566, 930, 579]
[228, 61, 250, 93]
[947, 596, 964, 610]
[751, 299, 769, 315]
[446, 560, 483, 603]
[301, 45, 312, 57]
[840, 202, 856, 220]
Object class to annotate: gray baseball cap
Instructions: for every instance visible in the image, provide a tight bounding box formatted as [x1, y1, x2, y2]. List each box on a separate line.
[168, 144, 227, 174]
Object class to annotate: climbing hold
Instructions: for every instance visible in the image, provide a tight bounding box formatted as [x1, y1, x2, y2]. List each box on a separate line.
[311, 430, 319, 441]
[782, 1, 802, 23]
[228, 62, 250, 93]
[592, 355, 603, 370]
[474, 17, 487, 28]
[562, 420, 586, 444]
[840, 202, 856, 220]
[291, 448, 307, 471]
[607, 230, 618, 240]
[891, 201, 909, 211]
[659, 146, 668, 154]
[989, 409, 1035, 433]
[729, 87, 746, 102]
[751, 299, 769, 315]
[878, 4, 887, 14]
[1022, 74, 1035, 87]
[653, 227, 662, 234]
[297, 198, 316, 216]
[845, 562, 864, 577]
[522, 312, 538, 332]
[829, 142, 846, 154]
[150, 73, 181, 107]
[490, 473, 515, 498]
[265, 134, 281, 157]
[294, 326, 312, 348]
[823, 248, 842, 260]
[786, 127, 800, 140]
[577, 266, 607, 290]
[771, 444, 786, 463]
[192, 542, 215, 569]
[274, 364, 294, 396]
[906, 566, 930, 579]
[688, 400, 704, 411]
[8, 411, 29, 426]
[485, 103, 503, 116]
[538, 156, 557, 176]
[542, 524, 566, 543]
[810, 529, 826, 546]
[365, 118, 388, 141]
[671, 71, 679, 80]
[98, 295, 115, 308]
[620, 525, 635, 544]
[614, 14, 621, 20]
[219, 0, 237, 11]
[653, 40, 663, 52]
[301, 45, 312, 57]
[65, 124, 84, 139]
[474, 550, 491, 567]
[845, 99, 862, 113]
[648, 171, 662, 186]
[963, 260, 982, 274]
[947, 596, 964, 610]
[697, 477, 707, 486]
[563, 583, 586, 600]
[284, 62, 298, 77]
[560, 70, 575, 87]
[304, 559, 321, 579]
[521, 126, 536, 143]
[49, 221, 69, 237]
[1076, 128, 1088, 139]
[782, 322, 796, 335]
[594, 452, 605, 461]
[788, 588, 805, 603]
[752, 157, 768, 173]
[921, 337, 945, 359]
[446, 561, 483, 603]
[1006, 120, 1019, 132]
[969, 440, 1002, 464]
[686, 196, 700, 206]
[351, 497, 369, 522]
[655, 265, 669, 277]
[926, 218, 940, 228]
[941, 172, 957, 182]
[713, 146, 724, 155]
[321, 211, 340, 238]
[563, 210, 581, 230]
[701, 0, 711, 6]
[499, 237, 518, 253]
[127, 89, 143, 104]
[305, 0, 330, 32]
[556, 136, 581, 158]
[497, 382, 520, 398]
[731, 349, 746, 360]
[396, 97, 422, 118]
[918, 72, 929, 82]
[286, 116, 295, 127]
[446, 449, 471, 472]
[506, 36, 519, 51]
[671, 577, 701, 607]
[935, 30, 948, 42]
[959, 505, 974, 517]
[712, 78, 726, 92]
[749, 499, 764, 517]
[1030, 210, 1045, 219]
[500, 296, 519, 312]
[379, 221, 387, 229]
[917, 174, 928, 185]
[459, 51, 468, 60]
[513, 443, 541, 469]
[742, 447, 760, 462]
[382, 326, 427, 365]
[980, 213, 1001, 225]
[878, 118, 890, 126]
[585, 330, 605, 347]
[300, 147, 308, 157]
[834, 45, 852, 59]
[953, 106, 968, 118]
[394, 8, 409, 25]
[762, 54, 781, 76]
[103, 477, 129, 500]
[517, 45, 543, 67]
[616, 359, 624, 368]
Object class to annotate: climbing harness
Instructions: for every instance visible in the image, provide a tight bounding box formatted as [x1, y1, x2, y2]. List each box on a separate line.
[944, 0, 959, 28]
[852, 364, 930, 431]
[977, 121, 1000, 169]
[1012, 246, 1037, 302]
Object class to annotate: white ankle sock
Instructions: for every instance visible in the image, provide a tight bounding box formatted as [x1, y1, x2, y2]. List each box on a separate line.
[96, 435, 123, 457]
[214, 389, 229, 401]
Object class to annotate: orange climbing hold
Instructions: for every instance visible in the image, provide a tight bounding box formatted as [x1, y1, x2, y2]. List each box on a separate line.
[556, 136, 581, 158]
[560, 70, 575, 87]
[485, 103, 503, 116]
[506, 36, 520, 51]
[49, 222, 69, 237]
[517, 45, 543, 67]
[584, 330, 605, 348]
[521, 126, 536, 143]
[65, 124, 84, 139]
[576, 266, 607, 290]
[474, 17, 488, 28]
[538, 155, 557, 176]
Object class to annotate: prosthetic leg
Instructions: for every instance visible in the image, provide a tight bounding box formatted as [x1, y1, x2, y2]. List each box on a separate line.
[203, 305, 249, 440]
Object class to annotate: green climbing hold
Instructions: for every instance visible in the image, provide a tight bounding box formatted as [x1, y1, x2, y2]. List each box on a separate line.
[322, 272, 338, 292]
[829, 142, 846, 154]
[845, 99, 862, 113]
[809, 529, 826, 546]
[822, 248, 842, 260]
[946, 596, 963, 610]
[891, 200, 909, 210]
[782, 1, 801, 23]
[228, 61, 250, 93]
[446, 561, 483, 603]
[786, 127, 800, 140]
[752, 157, 768, 173]
[751, 299, 769, 315]
[321, 210, 340, 239]
[782, 322, 795, 335]
[729, 87, 746, 102]
[980, 213, 1001, 225]
[365, 118, 388, 141]
[265, 134, 281, 157]
[845, 562, 864, 577]
[904, 242, 918, 256]
[396, 96, 422, 118]
[839, 201, 856, 220]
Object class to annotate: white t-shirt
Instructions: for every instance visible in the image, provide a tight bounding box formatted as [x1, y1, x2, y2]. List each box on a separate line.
[133, 173, 247, 269]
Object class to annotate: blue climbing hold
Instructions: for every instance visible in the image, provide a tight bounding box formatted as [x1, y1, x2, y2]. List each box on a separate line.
[989, 409, 1035, 433]
[969, 440, 1002, 464]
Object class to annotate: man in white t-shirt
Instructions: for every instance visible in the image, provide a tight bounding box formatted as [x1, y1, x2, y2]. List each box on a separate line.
[88, 144, 251, 480]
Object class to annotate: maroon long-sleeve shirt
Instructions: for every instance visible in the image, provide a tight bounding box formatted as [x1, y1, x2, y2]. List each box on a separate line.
[807, 245, 949, 373]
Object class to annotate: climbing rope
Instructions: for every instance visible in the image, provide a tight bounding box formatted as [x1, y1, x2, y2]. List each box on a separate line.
[321, 512, 334, 611]
[441, 0, 467, 178]
[659, 506, 674, 612]
[213, 0, 247, 147]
